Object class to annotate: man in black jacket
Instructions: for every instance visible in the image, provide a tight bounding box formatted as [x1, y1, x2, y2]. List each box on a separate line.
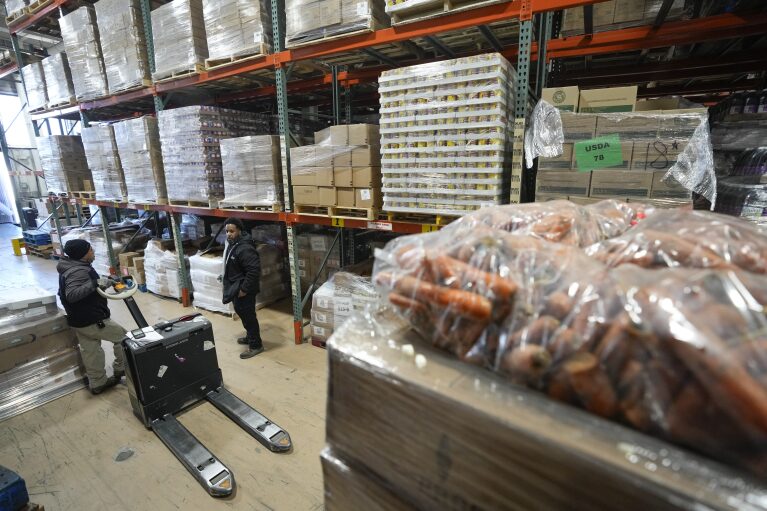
[57, 239, 128, 394]
[222, 218, 264, 359]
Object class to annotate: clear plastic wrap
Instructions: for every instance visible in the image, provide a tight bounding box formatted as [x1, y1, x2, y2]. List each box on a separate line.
[715, 176, 767, 227]
[42, 52, 75, 108]
[113, 116, 167, 204]
[144, 240, 193, 298]
[158, 106, 270, 204]
[526, 100, 717, 206]
[81, 125, 128, 201]
[21, 62, 47, 111]
[95, 0, 151, 94]
[310, 271, 378, 344]
[372, 208, 767, 477]
[151, 0, 208, 80]
[588, 209, 767, 273]
[59, 6, 109, 100]
[286, 0, 389, 47]
[62, 223, 150, 276]
[5, 0, 27, 17]
[220, 135, 283, 207]
[326, 309, 767, 510]
[190, 252, 233, 314]
[0, 287, 59, 330]
[561, 0, 684, 36]
[379, 53, 516, 216]
[36, 135, 92, 195]
[202, 0, 272, 61]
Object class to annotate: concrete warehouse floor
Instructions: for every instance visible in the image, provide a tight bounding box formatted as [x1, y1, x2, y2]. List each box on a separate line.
[0, 224, 328, 511]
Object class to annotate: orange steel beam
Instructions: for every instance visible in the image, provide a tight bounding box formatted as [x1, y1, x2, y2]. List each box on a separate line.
[547, 12, 767, 59]
[0, 62, 18, 80]
[10, 0, 67, 33]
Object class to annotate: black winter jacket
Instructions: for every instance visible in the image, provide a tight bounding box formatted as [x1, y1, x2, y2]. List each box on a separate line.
[223, 234, 261, 304]
[57, 258, 110, 328]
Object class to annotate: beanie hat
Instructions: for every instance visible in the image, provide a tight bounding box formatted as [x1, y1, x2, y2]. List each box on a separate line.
[225, 217, 245, 231]
[64, 239, 91, 260]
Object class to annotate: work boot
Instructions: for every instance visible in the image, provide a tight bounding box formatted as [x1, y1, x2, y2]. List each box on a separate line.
[236, 337, 249, 345]
[240, 346, 264, 359]
[90, 376, 119, 395]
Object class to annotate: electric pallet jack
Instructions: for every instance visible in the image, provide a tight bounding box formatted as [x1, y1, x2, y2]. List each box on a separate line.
[97, 275, 292, 497]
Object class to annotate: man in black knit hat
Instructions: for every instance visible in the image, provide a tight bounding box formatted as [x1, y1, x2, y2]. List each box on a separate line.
[57, 239, 128, 394]
[221, 217, 264, 359]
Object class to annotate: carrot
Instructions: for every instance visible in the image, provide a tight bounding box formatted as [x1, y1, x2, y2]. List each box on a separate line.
[500, 344, 551, 385]
[382, 273, 492, 320]
[563, 352, 618, 418]
[430, 255, 517, 301]
[388, 292, 427, 316]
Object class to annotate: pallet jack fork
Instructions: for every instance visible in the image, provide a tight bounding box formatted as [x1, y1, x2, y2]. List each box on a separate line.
[98, 276, 291, 497]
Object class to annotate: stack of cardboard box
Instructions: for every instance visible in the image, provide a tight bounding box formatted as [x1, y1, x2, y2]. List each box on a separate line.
[536, 86, 702, 207]
[561, 0, 684, 35]
[202, 0, 272, 63]
[285, 0, 389, 47]
[297, 231, 341, 292]
[36, 135, 93, 195]
[291, 124, 382, 211]
[95, 0, 151, 94]
[81, 125, 128, 202]
[59, 6, 109, 100]
[113, 116, 168, 204]
[220, 135, 283, 209]
[144, 239, 192, 299]
[310, 272, 378, 345]
[21, 62, 47, 111]
[42, 52, 75, 108]
[151, 0, 208, 81]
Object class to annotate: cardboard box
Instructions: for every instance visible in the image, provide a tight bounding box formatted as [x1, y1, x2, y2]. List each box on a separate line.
[351, 146, 381, 167]
[534, 192, 569, 202]
[348, 124, 380, 145]
[316, 167, 335, 186]
[315, 146, 334, 167]
[356, 187, 382, 208]
[118, 251, 140, 268]
[614, 0, 646, 23]
[542, 87, 580, 112]
[292, 167, 317, 186]
[337, 187, 356, 207]
[320, 0, 341, 26]
[334, 167, 353, 187]
[352, 166, 381, 187]
[319, 186, 337, 207]
[333, 148, 352, 167]
[579, 86, 637, 113]
[569, 196, 614, 205]
[635, 97, 687, 111]
[594, 0, 617, 25]
[535, 171, 592, 197]
[293, 185, 319, 205]
[290, 145, 316, 167]
[596, 116, 660, 139]
[589, 170, 652, 199]
[631, 139, 687, 172]
[658, 109, 707, 138]
[538, 143, 574, 170]
[133, 256, 145, 273]
[561, 113, 597, 142]
[562, 1, 615, 30]
[650, 171, 692, 200]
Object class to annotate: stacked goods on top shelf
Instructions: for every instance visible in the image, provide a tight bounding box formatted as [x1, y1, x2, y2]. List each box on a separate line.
[285, 0, 389, 47]
[81, 125, 128, 201]
[379, 53, 515, 217]
[364, 201, 767, 502]
[384, 0, 503, 24]
[220, 135, 283, 210]
[42, 53, 76, 108]
[290, 124, 382, 214]
[95, 0, 151, 94]
[21, 62, 47, 111]
[530, 93, 713, 208]
[151, 0, 208, 81]
[561, 0, 685, 36]
[113, 116, 167, 204]
[310, 272, 378, 346]
[0, 288, 86, 422]
[202, 0, 273, 65]
[5, 0, 27, 21]
[59, 6, 109, 101]
[36, 136, 93, 195]
[157, 106, 270, 207]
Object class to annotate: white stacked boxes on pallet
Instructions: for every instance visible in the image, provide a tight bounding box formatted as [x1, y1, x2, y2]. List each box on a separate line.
[95, 0, 151, 94]
[220, 135, 283, 208]
[113, 116, 168, 204]
[5, 0, 27, 20]
[42, 52, 75, 108]
[81, 125, 128, 201]
[0, 288, 86, 421]
[310, 272, 378, 344]
[378, 53, 515, 216]
[157, 106, 270, 205]
[36, 135, 92, 195]
[285, 0, 389, 47]
[59, 6, 109, 101]
[21, 62, 47, 111]
[202, 0, 273, 64]
[151, 0, 208, 81]
[190, 253, 233, 314]
[144, 240, 192, 299]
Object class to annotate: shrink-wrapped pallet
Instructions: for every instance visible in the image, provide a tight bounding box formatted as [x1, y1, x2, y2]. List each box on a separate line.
[81, 125, 128, 201]
[220, 135, 283, 208]
[95, 0, 151, 94]
[21, 62, 47, 111]
[202, 0, 272, 64]
[190, 252, 232, 314]
[42, 52, 75, 108]
[151, 0, 208, 80]
[36, 135, 92, 195]
[60, 6, 109, 100]
[113, 116, 167, 204]
[286, 0, 389, 47]
[144, 240, 192, 298]
[5, 0, 27, 20]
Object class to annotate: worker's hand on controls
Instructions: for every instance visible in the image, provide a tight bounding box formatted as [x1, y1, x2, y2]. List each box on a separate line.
[238, 290, 247, 298]
[97, 277, 114, 290]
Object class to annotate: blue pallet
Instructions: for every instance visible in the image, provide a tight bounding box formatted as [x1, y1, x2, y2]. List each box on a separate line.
[22, 229, 51, 245]
[0, 466, 28, 511]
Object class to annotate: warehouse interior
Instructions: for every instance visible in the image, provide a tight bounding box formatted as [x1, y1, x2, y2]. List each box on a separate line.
[0, 0, 767, 510]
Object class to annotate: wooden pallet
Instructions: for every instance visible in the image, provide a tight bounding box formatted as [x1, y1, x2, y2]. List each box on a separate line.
[28, 243, 53, 250]
[46, 97, 77, 110]
[384, 210, 459, 225]
[6, 7, 29, 26]
[128, 197, 169, 206]
[27, 0, 53, 14]
[388, 0, 503, 24]
[68, 190, 97, 199]
[294, 204, 332, 216]
[108, 79, 153, 96]
[27, 247, 53, 259]
[286, 20, 387, 49]
[205, 46, 269, 70]
[329, 206, 380, 220]
[220, 202, 283, 213]
[153, 63, 205, 83]
[169, 198, 219, 209]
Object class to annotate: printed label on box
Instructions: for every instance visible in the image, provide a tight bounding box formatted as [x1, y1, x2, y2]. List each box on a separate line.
[360, 189, 371, 200]
[317, 297, 330, 309]
[575, 135, 623, 171]
[315, 312, 328, 323]
[312, 325, 326, 336]
[334, 297, 352, 316]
